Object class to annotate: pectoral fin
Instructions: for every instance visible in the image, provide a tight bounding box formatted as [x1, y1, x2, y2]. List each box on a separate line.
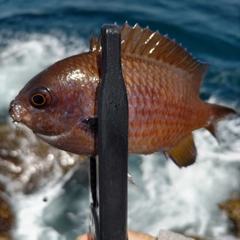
[164, 133, 197, 168]
[83, 117, 98, 133]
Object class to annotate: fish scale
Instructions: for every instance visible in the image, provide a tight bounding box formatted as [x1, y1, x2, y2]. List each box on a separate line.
[9, 23, 236, 167]
[124, 61, 196, 152]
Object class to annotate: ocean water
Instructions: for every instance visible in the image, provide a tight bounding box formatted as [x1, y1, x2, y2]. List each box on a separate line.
[0, 0, 240, 239]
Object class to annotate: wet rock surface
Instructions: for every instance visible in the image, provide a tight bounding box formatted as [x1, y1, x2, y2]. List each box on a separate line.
[0, 185, 14, 240]
[0, 123, 87, 239]
[219, 192, 240, 237]
[0, 123, 87, 194]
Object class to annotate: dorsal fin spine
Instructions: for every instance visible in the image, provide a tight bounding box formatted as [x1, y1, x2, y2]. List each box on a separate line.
[175, 54, 189, 67]
[157, 41, 172, 59]
[132, 27, 145, 53]
[90, 33, 96, 52]
[182, 59, 194, 70]
[189, 61, 200, 71]
[122, 25, 134, 52]
[140, 32, 155, 55]
[166, 47, 185, 64]
[149, 41, 160, 54]
[164, 44, 179, 61]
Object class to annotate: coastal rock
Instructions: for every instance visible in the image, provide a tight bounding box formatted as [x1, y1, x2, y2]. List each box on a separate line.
[0, 123, 87, 239]
[219, 193, 240, 237]
[0, 123, 87, 194]
[0, 185, 14, 240]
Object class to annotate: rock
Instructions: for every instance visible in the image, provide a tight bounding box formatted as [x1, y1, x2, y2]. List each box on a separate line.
[0, 232, 12, 240]
[0, 185, 14, 240]
[0, 195, 14, 232]
[219, 192, 240, 237]
[0, 123, 88, 239]
[0, 123, 87, 194]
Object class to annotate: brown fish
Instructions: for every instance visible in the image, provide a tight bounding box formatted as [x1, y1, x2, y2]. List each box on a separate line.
[9, 23, 236, 167]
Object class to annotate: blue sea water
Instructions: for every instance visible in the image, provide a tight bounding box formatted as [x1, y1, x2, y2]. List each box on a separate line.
[0, 0, 240, 239]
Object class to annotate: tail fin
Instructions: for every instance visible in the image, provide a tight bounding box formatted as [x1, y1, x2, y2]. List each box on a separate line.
[205, 104, 237, 140]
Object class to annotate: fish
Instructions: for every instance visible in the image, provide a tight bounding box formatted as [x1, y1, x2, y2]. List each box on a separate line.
[9, 23, 236, 168]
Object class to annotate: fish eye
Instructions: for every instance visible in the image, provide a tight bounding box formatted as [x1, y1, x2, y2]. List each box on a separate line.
[29, 87, 52, 108]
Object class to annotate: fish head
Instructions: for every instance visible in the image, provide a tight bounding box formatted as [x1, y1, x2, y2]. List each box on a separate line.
[9, 56, 99, 155]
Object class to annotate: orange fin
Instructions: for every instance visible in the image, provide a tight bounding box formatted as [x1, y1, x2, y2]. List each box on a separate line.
[205, 122, 217, 139]
[90, 32, 102, 52]
[90, 33, 97, 52]
[210, 103, 237, 121]
[205, 103, 237, 141]
[164, 133, 196, 168]
[89, 23, 209, 93]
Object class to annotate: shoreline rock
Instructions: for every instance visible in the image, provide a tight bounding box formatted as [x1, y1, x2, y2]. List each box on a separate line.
[0, 124, 87, 194]
[219, 192, 240, 237]
[0, 185, 14, 240]
[0, 123, 87, 239]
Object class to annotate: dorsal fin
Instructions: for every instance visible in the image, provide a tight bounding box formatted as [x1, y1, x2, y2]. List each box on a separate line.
[90, 32, 102, 52]
[89, 23, 210, 92]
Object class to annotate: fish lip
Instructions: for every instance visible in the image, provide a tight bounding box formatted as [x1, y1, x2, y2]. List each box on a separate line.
[9, 100, 20, 122]
[9, 100, 30, 123]
[9, 100, 15, 114]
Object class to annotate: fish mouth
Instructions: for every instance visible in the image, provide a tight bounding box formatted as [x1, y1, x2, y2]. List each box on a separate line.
[9, 100, 31, 123]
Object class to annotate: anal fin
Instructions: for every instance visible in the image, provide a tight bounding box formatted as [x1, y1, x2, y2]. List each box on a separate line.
[164, 133, 196, 168]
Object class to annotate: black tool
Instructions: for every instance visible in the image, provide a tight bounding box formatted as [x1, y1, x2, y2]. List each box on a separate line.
[89, 24, 129, 240]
